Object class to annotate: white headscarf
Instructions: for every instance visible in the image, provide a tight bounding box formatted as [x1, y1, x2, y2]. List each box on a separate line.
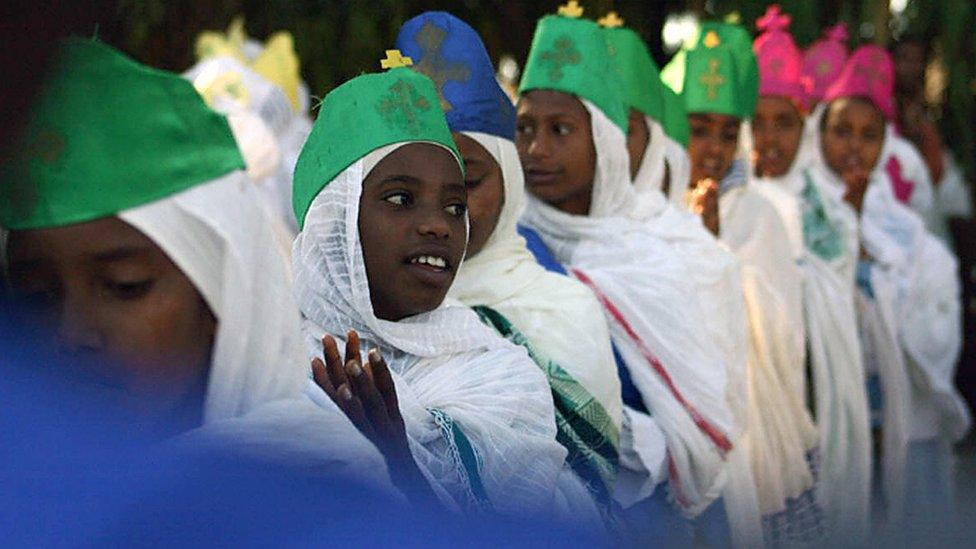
[633, 117, 690, 207]
[292, 142, 568, 517]
[118, 170, 395, 492]
[520, 99, 739, 517]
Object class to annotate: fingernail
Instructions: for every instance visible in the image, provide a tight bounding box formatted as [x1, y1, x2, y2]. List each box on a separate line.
[346, 359, 363, 377]
[339, 385, 353, 401]
[368, 348, 380, 364]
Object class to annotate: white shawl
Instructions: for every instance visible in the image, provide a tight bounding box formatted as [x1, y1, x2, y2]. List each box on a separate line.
[520, 100, 740, 520]
[292, 144, 568, 518]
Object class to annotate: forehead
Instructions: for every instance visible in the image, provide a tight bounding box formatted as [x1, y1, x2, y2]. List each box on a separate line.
[826, 97, 885, 126]
[756, 96, 801, 119]
[516, 89, 588, 119]
[688, 112, 741, 128]
[364, 142, 463, 185]
[7, 216, 159, 264]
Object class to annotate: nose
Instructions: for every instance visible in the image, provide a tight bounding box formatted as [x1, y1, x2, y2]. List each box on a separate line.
[416, 208, 452, 240]
[526, 130, 552, 160]
[57, 292, 102, 354]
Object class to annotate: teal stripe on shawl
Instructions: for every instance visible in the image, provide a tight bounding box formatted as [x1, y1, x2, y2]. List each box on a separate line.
[800, 170, 844, 261]
[471, 305, 620, 509]
[428, 407, 493, 513]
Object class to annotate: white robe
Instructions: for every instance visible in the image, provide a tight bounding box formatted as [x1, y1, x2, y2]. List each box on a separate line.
[810, 116, 970, 531]
[448, 132, 622, 526]
[293, 144, 573, 521]
[521, 100, 759, 545]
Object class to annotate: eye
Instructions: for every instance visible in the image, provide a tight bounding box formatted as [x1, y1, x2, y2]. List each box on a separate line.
[445, 203, 467, 217]
[553, 123, 571, 136]
[382, 190, 412, 206]
[516, 122, 534, 137]
[103, 279, 154, 301]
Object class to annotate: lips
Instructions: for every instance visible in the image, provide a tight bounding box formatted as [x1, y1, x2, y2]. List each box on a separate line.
[525, 167, 561, 186]
[403, 249, 454, 287]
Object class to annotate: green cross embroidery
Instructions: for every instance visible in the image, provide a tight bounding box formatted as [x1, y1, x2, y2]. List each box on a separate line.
[413, 22, 471, 112]
[699, 58, 725, 101]
[539, 36, 581, 82]
[376, 79, 432, 135]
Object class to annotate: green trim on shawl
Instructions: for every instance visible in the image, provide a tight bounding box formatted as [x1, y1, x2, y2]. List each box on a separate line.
[292, 67, 462, 228]
[1, 38, 245, 230]
[471, 305, 620, 510]
[428, 407, 493, 513]
[801, 170, 844, 261]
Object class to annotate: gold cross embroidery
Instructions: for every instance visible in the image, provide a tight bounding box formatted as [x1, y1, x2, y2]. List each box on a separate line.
[539, 36, 582, 82]
[413, 21, 471, 111]
[597, 11, 624, 28]
[380, 49, 413, 70]
[700, 58, 725, 101]
[376, 80, 431, 135]
[557, 0, 584, 18]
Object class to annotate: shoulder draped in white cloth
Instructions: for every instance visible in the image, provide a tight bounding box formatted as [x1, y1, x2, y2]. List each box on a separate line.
[117, 170, 396, 494]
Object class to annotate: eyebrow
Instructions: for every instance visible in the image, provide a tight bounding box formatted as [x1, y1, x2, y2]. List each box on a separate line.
[444, 182, 467, 194]
[92, 245, 154, 263]
[377, 174, 422, 186]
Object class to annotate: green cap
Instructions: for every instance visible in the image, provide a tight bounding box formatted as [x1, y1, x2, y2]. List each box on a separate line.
[292, 57, 461, 228]
[602, 24, 664, 122]
[0, 38, 245, 230]
[661, 86, 690, 147]
[519, 13, 628, 132]
[661, 23, 758, 119]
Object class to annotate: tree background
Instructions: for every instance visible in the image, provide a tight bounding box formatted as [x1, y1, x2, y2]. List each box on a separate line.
[98, 0, 974, 181]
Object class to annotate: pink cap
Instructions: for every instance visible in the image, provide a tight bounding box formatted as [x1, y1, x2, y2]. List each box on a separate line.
[753, 5, 810, 110]
[822, 44, 895, 121]
[802, 23, 849, 102]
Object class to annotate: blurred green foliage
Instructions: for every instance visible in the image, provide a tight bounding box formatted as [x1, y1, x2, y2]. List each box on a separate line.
[109, 0, 973, 179]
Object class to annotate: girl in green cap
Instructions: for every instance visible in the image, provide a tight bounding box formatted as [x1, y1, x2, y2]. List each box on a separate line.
[1, 39, 396, 493]
[516, 5, 763, 546]
[293, 54, 583, 524]
[665, 21, 827, 545]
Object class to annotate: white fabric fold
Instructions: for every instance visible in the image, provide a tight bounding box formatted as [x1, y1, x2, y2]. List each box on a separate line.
[448, 132, 623, 429]
[120, 170, 395, 493]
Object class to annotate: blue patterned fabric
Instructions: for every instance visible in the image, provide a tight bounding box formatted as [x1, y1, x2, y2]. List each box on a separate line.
[717, 159, 749, 196]
[856, 259, 874, 299]
[517, 224, 568, 275]
[395, 11, 516, 140]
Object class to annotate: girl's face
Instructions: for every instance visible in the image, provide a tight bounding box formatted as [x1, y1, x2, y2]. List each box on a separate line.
[515, 89, 596, 216]
[752, 96, 804, 178]
[453, 133, 504, 258]
[6, 217, 216, 426]
[820, 96, 886, 179]
[359, 143, 467, 321]
[626, 108, 651, 179]
[687, 112, 741, 185]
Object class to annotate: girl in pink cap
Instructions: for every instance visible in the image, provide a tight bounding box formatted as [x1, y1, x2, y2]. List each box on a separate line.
[749, 9, 873, 542]
[811, 43, 969, 539]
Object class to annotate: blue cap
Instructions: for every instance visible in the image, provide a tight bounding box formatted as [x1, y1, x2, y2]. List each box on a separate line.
[395, 11, 516, 140]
